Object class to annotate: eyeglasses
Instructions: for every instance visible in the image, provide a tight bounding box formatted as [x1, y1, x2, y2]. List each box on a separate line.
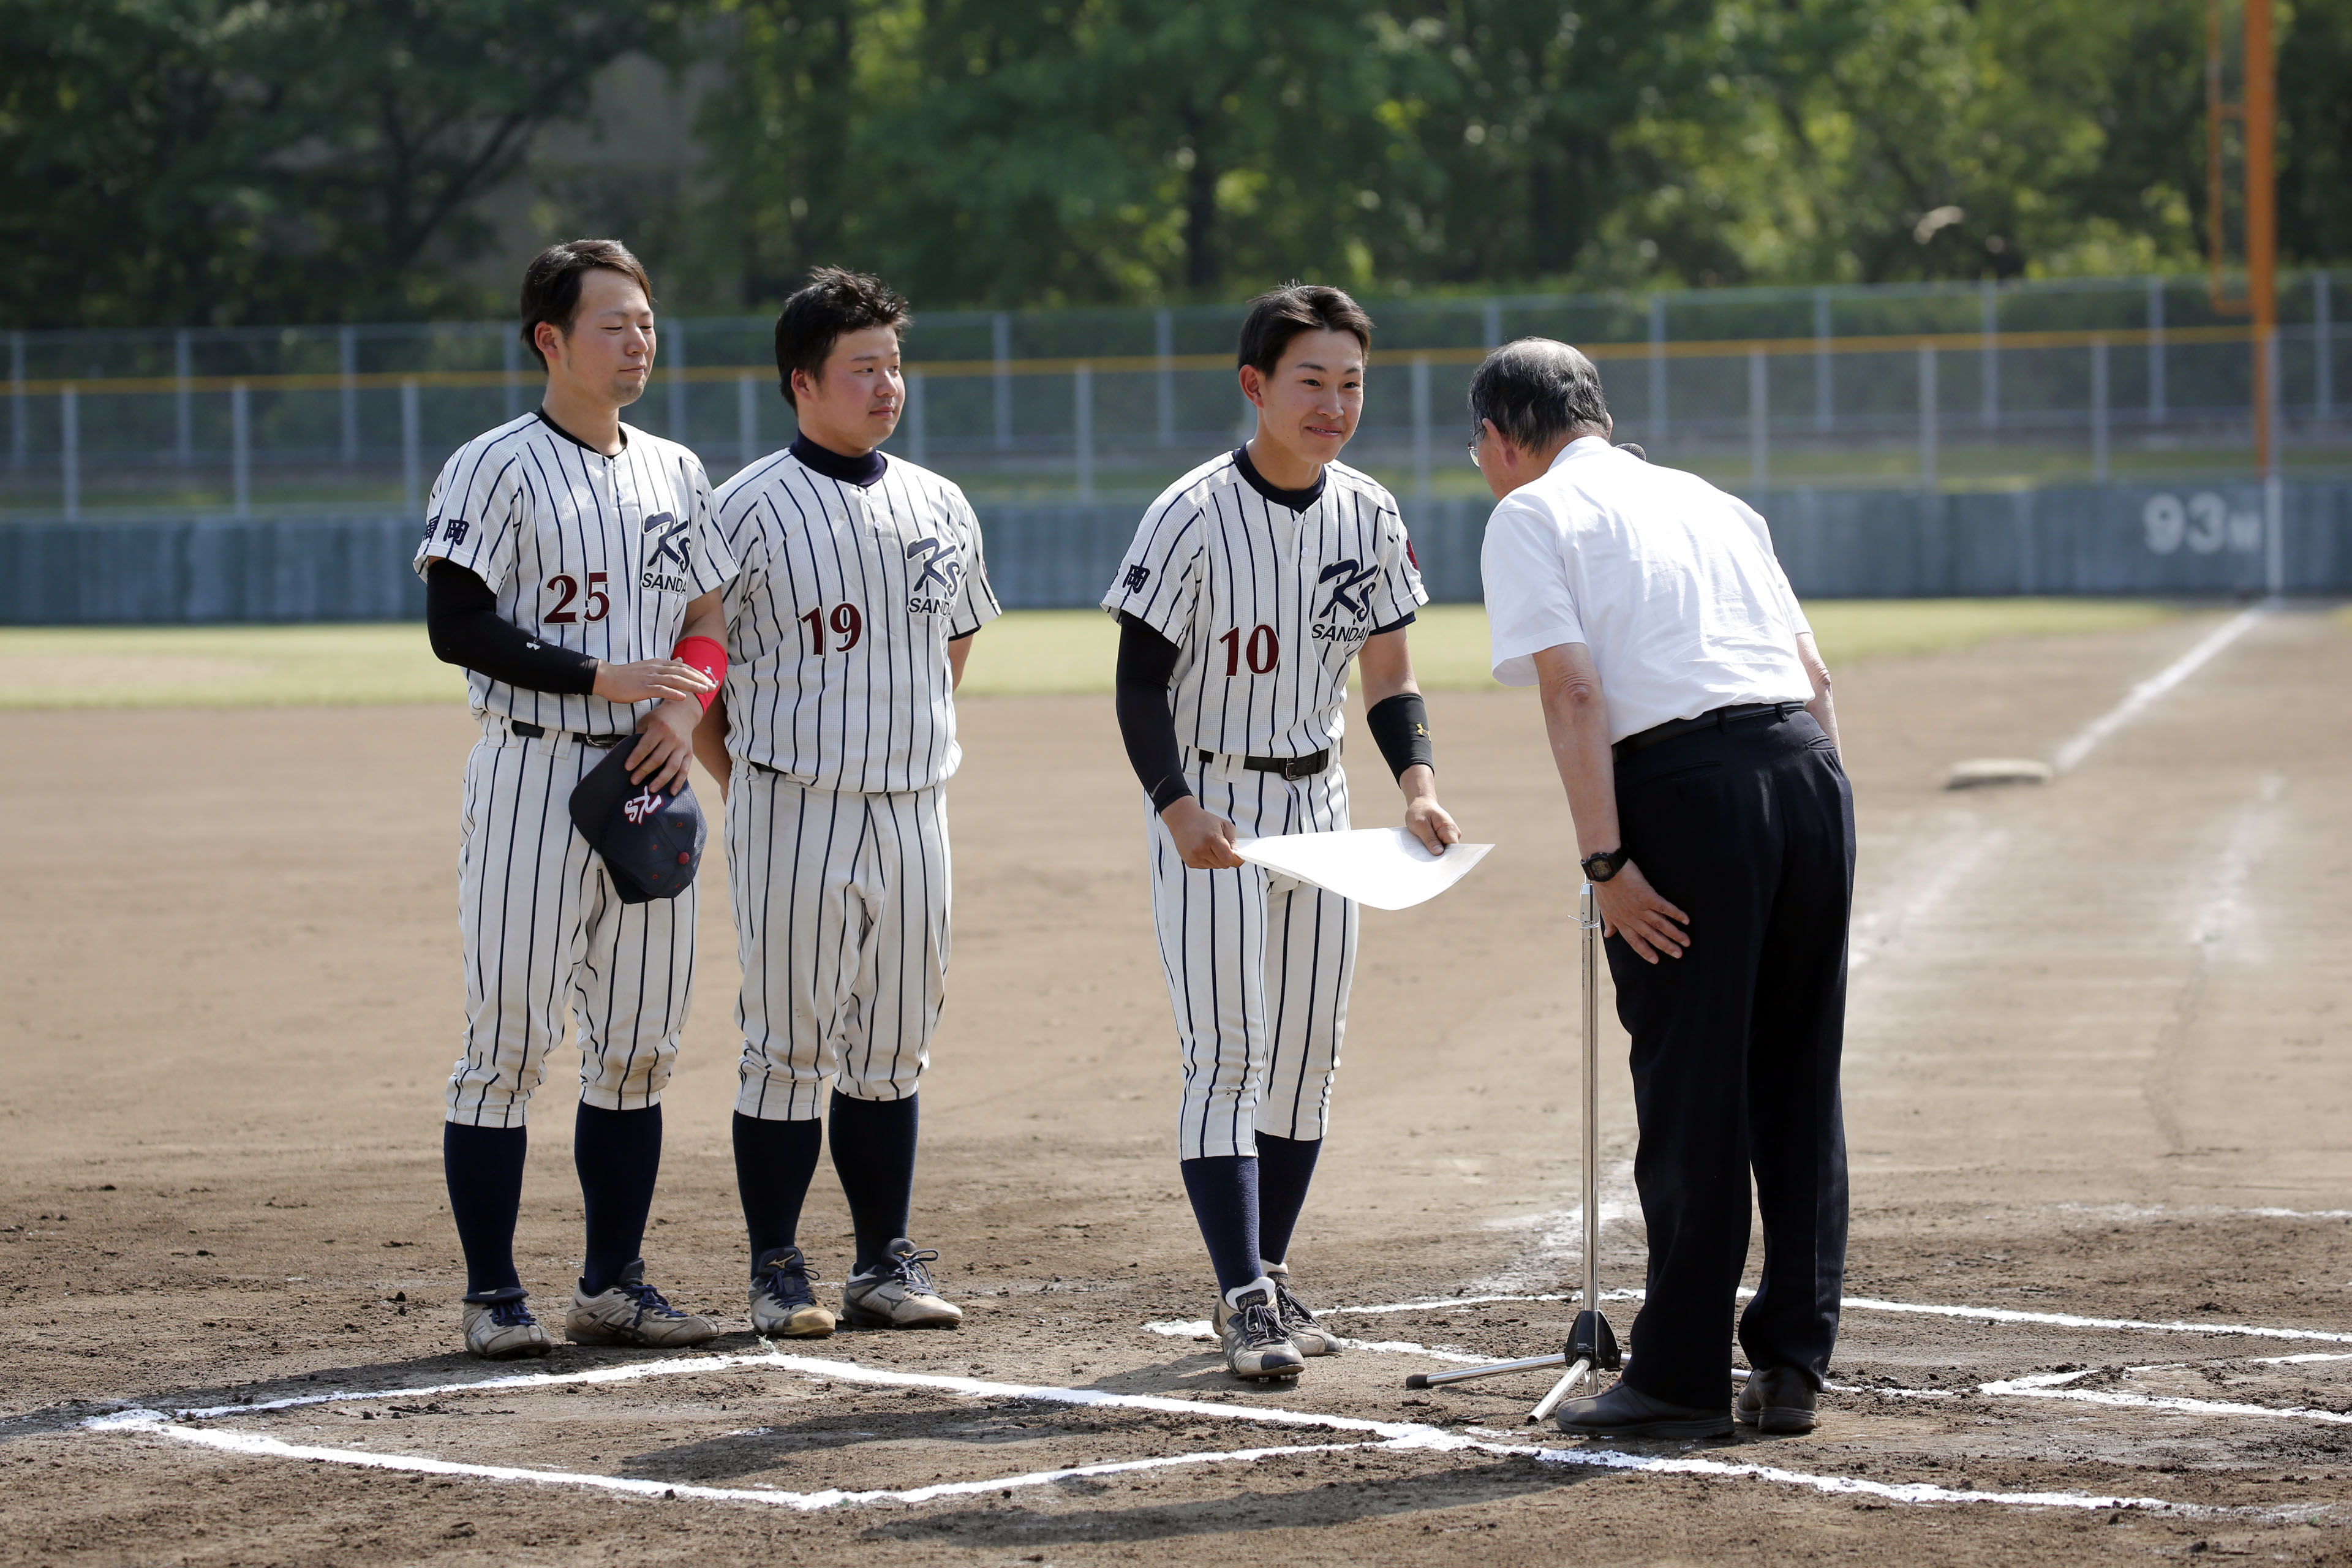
[1466, 424, 1488, 469]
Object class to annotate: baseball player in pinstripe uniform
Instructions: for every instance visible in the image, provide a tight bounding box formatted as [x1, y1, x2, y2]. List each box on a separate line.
[418, 240, 736, 1359]
[693, 269, 1001, 1338]
[1104, 284, 1461, 1380]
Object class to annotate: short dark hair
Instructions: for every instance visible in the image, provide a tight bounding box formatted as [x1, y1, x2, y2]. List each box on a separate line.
[1468, 338, 1610, 450]
[774, 267, 912, 406]
[1235, 283, 1374, 377]
[519, 239, 654, 371]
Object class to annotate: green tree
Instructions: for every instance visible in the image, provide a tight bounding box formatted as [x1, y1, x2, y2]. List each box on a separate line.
[2278, 0, 2352, 264]
[0, 0, 678, 327]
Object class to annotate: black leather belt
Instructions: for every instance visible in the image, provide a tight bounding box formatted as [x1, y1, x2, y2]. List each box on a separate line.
[1199, 747, 1331, 782]
[1614, 701, 1805, 760]
[508, 720, 628, 748]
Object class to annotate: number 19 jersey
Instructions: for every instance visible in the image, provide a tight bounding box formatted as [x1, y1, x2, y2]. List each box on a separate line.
[712, 449, 1002, 794]
[412, 410, 737, 732]
[1101, 449, 1426, 761]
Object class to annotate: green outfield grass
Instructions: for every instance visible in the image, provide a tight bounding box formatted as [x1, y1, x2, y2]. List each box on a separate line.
[0, 598, 2186, 710]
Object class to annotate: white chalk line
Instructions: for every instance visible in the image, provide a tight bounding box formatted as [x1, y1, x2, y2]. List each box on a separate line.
[1981, 1370, 2352, 1428]
[2052, 602, 2273, 774]
[87, 1410, 1382, 1512]
[1145, 1318, 2352, 1425]
[2195, 772, 2286, 948]
[1838, 1294, 2352, 1346]
[80, 1346, 2214, 1518]
[1849, 819, 2001, 971]
[1317, 1289, 2352, 1348]
[2052, 1202, 2352, 1221]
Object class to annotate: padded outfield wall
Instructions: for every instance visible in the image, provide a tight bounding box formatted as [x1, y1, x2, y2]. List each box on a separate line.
[1, 481, 2346, 625]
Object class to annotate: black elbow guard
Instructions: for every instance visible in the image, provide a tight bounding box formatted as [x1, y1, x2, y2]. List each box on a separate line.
[1366, 692, 1434, 780]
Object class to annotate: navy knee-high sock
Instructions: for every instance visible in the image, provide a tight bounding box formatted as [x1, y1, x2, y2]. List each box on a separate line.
[1180, 1155, 1262, 1297]
[827, 1091, 918, 1276]
[574, 1102, 663, 1297]
[443, 1123, 527, 1302]
[1253, 1133, 1322, 1267]
[734, 1112, 824, 1273]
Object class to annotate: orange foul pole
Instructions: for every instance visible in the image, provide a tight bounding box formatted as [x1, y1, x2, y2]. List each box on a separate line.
[2247, 0, 2277, 475]
[2209, 0, 2278, 473]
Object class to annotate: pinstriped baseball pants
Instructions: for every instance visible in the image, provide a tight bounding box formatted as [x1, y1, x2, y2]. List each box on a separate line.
[1147, 753, 1359, 1161]
[728, 769, 950, 1121]
[445, 721, 699, 1128]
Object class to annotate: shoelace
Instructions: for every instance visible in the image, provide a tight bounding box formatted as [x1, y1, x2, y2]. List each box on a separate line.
[1269, 1280, 1322, 1330]
[1231, 1300, 1287, 1349]
[871, 1248, 941, 1295]
[754, 1255, 820, 1302]
[617, 1277, 688, 1323]
[488, 1300, 537, 1329]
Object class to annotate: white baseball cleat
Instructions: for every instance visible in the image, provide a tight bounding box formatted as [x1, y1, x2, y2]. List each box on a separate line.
[461, 1295, 552, 1360]
[749, 1245, 836, 1338]
[840, 1239, 963, 1329]
[565, 1261, 718, 1348]
[1215, 1278, 1305, 1381]
[1262, 1262, 1343, 1356]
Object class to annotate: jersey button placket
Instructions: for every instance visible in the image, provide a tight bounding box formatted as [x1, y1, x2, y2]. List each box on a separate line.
[603, 449, 633, 716]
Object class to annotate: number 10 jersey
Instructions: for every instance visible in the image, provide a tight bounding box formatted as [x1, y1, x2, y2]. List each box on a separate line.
[412, 410, 737, 733]
[1102, 450, 1426, 762]
[712, 448, 1001, 794]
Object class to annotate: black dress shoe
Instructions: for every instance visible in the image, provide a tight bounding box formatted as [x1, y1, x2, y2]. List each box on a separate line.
[1735, 1366, 1819, 1433]
[1555, 1378, 1733, 1439]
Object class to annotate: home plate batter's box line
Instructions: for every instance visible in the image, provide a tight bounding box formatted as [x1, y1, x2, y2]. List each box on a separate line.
[1141, 1324, 2352, 1428]
[1316, 1290, 2352, 1346]
[81, 1350, 2221, 1518]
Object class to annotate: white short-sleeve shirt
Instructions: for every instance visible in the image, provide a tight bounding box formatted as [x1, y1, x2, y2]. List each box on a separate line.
[1480, 437, 1812, 744]
[412, 411, 736, 733]
[1101, 449, 1426, 760]
[712, 447, 1001, 794]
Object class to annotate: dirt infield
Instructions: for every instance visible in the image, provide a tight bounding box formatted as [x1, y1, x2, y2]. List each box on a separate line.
[4, 603, 2350, 1565]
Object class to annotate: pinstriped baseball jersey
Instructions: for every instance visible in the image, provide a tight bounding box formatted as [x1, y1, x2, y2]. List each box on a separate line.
[412, 411, 736, 732]
[712, 450, 1002, 793]
[1101, 450, 1425, 760]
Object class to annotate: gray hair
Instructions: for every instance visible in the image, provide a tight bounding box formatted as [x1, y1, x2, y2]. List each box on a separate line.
[1467, 338, 1609, 450]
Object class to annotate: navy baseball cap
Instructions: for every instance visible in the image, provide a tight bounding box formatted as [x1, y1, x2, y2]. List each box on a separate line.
[567, 739, 707, 904]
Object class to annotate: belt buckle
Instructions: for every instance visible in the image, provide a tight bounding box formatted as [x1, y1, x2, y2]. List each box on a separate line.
[1281, 754, 1317, 782]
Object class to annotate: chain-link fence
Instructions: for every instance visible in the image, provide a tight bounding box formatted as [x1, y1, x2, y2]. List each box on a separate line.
[3, 273, 2345, 523]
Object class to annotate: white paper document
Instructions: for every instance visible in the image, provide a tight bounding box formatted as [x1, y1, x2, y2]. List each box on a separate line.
[1235, 827, 1494, 911]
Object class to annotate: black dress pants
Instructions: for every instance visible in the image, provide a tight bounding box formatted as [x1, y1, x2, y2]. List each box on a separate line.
[1607, 708, 1854, 1409]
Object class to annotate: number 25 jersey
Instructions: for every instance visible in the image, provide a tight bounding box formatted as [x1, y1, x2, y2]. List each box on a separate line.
[412, 410, 738, 733]
[1102, 450, 1427, 761]
[712, 449, 1002, 794]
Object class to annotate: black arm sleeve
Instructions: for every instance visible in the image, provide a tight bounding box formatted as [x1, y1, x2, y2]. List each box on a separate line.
[1114, 612, 1193, 813]
[1366, 691, 1436, 780]
[424, 560, 601, 696]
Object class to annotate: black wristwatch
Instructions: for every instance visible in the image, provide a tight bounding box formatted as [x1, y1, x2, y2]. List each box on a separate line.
[1581, 847, 1630, 883]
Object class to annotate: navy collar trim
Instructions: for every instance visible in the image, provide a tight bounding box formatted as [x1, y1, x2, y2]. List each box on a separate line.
[792, 434, 888, 489]
[1232, 445, 1324, 512]
[536, 407, 625, 456]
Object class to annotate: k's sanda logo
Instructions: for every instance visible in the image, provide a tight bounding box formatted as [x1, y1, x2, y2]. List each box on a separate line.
[644, 512, 691, 568]
[622, 788, 665, 825]
[1317, 559, 1380, 620]
[905, 536, 963, 593]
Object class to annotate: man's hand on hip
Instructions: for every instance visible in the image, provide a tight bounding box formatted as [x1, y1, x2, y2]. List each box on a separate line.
[1596, 862, 1691, 963]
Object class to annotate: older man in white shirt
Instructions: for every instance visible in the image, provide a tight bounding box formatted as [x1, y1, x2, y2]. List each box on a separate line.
[1476, 339, 1852, 1441]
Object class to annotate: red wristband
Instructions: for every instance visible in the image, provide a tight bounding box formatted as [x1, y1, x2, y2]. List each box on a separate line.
[673, 635, 727, 711]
